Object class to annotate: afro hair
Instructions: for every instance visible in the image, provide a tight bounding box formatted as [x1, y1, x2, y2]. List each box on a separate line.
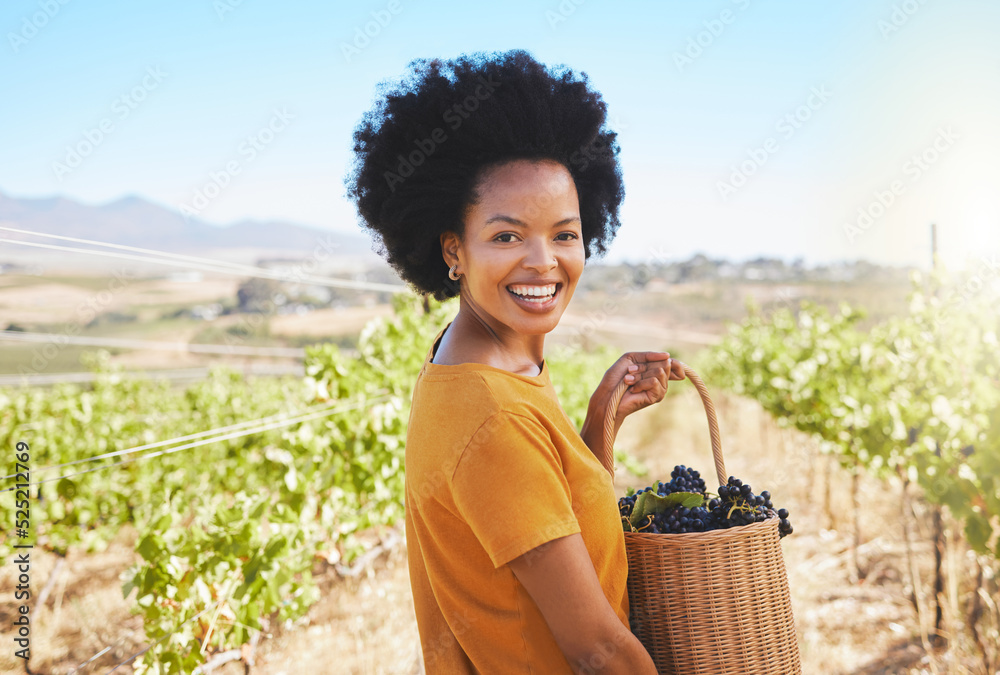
[344, 48, 624, 301]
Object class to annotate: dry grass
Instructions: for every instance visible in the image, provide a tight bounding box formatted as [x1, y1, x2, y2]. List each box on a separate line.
[0, 277, 239, 324]
[0, 528, 147, 674]
[248, 545, 422, 675]
[0, 281, 100, 323]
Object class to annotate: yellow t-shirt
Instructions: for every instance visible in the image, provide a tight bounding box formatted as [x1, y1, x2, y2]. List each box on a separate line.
[404, 321, 630, 673]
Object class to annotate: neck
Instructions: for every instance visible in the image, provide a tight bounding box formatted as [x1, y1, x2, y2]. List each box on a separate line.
[453, 292, 546, 372]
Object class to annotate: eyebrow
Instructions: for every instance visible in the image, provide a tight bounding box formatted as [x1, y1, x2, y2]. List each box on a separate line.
[483, 215, 581, 228]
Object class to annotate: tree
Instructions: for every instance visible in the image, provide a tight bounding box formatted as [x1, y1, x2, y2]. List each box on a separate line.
[236, 278, 283, 313]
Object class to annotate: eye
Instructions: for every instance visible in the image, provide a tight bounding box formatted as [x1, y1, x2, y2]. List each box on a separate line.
[494, 232, 579, 243]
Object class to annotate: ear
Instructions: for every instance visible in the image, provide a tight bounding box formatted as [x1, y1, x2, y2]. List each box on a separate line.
[440, 230, 461, 267]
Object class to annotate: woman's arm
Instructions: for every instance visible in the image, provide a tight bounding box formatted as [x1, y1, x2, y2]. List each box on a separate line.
[508, 534, 657, 674]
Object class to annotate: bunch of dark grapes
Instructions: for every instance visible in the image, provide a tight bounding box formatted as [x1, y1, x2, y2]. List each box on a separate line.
[660, 465, 706, 496]
[635, 504, 714, 534]
[618, 466, 794, 538]
[708, 475, 793, 537]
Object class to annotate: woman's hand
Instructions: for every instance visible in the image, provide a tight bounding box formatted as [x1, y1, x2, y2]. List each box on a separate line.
[596, 351, 686, 431]
[580, 351, 685, 470]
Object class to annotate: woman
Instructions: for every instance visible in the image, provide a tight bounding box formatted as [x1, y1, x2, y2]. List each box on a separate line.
[346, 49, 683, 674]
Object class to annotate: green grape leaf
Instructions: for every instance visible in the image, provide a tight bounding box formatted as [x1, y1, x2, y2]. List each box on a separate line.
[136, 533, 161, 561]
[628, 491, 704, 528]
[667, 491, 706, 509]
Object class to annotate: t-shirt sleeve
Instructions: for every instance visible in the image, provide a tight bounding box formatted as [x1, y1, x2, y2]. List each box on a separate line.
[450, 411, 581, 568]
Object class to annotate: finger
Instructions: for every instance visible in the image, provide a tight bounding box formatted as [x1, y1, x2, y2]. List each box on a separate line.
[624, 369, 646, 388]
[624, 351, 669, 366]
[629, 379, 652, 395]
[633, 360, 672, 384]
[635, 369, 666, 393]
[637, 363, 667, 390]
[668, 359, 686, 380]
[625, 364, 654, 391]
[628, 358, 665, 377]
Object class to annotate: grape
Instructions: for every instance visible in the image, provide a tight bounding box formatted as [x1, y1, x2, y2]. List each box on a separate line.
[666, 465, 708, 495]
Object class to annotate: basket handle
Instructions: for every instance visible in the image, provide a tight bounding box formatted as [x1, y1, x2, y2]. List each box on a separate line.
[598, 360, 726, 489]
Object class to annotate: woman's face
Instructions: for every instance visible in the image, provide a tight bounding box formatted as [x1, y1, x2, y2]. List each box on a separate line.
[441, 158, 585, 337]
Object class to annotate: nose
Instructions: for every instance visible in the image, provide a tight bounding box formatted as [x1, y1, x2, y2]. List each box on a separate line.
[524, 238, 557, 272]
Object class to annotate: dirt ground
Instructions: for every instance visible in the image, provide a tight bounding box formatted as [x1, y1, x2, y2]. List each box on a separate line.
[268, 306, 395, 338]
[0, 281, 101, 324]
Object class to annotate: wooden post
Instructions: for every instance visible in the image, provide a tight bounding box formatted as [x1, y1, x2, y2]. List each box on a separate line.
[932, 504, 946, 647]
[900, 470, 932, 653]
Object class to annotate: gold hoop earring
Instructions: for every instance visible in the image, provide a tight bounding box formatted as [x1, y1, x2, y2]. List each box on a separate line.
[448, 264, 461, 281]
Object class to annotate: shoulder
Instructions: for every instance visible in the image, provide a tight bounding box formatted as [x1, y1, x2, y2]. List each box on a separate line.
[454, 409, 560, 482]
[413, 368, 502, 417]
[407, 372, 506, 469]
[408, 371, 558, 481]
[412, 374, 549, 447]
[415, 366, 548, 415]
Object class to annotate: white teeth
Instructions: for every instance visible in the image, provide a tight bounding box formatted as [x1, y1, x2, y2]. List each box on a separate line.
[508, 284, 556, 297]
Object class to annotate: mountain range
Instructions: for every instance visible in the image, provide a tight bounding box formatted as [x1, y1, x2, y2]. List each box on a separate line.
[0, 190, 381, 266]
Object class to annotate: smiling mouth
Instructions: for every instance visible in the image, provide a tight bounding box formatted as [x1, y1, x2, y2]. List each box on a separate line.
[506, 283, 561, 304]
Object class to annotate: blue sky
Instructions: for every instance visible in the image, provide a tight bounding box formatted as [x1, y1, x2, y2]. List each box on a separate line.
[2, 0, 998, 269]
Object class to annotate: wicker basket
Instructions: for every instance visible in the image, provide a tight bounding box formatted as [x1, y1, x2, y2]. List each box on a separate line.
[598, 361, 801, 675]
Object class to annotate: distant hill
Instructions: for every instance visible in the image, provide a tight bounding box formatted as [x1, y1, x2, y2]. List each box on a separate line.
[0, 190, 380, 262]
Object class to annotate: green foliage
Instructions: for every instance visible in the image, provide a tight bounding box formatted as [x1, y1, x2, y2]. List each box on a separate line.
[614, 447, 650, 478]
[706, 271, 1000, 557]
[547, 340, 620, 430]
[123, 491, 319, 675]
